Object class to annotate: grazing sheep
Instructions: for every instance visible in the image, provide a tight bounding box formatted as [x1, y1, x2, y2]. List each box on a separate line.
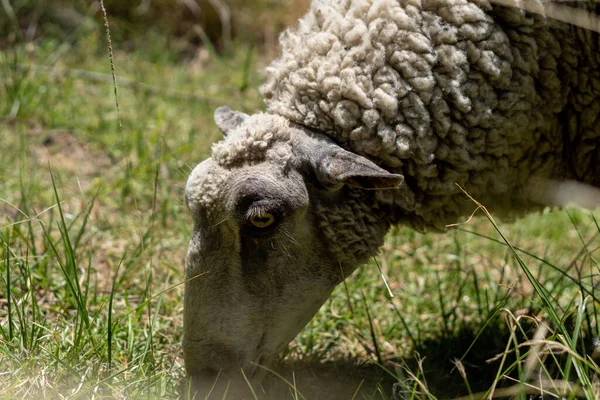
[183, 0, 600, 394]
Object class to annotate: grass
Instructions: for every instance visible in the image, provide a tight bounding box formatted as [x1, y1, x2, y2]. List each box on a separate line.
[1, 20, 600, 400]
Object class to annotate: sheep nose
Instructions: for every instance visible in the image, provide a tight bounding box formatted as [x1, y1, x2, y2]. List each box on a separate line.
[186, 369, 257, 399]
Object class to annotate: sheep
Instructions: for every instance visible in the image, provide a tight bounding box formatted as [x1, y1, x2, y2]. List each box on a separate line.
[183, 0, 600, 395]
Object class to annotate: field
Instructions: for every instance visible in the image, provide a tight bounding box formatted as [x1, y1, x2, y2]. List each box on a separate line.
[1, 5, 600, 399]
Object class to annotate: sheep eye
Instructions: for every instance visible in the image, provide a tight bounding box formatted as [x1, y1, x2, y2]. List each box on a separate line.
[249, 213, 275, 228]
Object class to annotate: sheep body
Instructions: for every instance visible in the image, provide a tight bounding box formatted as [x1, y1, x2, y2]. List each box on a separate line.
[261, 0, 600, 230]
[183, 0, 600, 393]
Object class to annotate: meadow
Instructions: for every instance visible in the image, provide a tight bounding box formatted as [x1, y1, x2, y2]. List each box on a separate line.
[1, 3, 599, 399]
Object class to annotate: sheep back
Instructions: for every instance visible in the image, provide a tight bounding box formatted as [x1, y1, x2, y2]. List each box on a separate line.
[260, 0, 600, 231]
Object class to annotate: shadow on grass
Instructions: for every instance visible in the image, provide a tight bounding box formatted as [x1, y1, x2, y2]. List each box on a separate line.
[275, 315, 558, 400]
[181, 319, 537, 399]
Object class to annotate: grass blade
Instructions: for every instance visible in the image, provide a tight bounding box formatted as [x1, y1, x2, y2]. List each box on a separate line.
[240, 368, 259, 400]
[3, 229, 13, 341]
[107, 253, 126, 372]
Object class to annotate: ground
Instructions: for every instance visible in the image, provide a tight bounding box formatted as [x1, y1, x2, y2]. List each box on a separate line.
[1, 25, 599, 399]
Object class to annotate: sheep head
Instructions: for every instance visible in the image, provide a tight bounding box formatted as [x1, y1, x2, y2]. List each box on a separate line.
[183, 106, 403, 394]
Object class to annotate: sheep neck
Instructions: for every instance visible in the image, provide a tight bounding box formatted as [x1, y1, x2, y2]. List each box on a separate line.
[314, 188, 390, 275]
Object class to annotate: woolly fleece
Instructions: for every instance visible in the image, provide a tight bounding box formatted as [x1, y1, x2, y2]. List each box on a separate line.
[261, 0, 600, 231]
[186, 113, 293, 215]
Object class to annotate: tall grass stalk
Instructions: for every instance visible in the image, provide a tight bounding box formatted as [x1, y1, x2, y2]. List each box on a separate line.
[107, 253, 126, 372]
[457, 185, 596, 398]
[1, 230, 13, 341]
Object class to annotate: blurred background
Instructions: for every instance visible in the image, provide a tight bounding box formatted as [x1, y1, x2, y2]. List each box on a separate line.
[1, 0, 310, 53]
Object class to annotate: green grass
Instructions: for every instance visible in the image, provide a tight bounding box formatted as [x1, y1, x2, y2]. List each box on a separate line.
[1, 25, 600, 399]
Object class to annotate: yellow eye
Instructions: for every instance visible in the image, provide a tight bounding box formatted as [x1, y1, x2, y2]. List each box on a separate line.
[249, 213, 275, 228]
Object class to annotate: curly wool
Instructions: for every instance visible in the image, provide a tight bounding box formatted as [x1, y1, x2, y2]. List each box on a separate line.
[187, 113, 294, 215]
[316, 190, 390, 268]
[212, 113, 293, 168]
[261, 0, 600, 230]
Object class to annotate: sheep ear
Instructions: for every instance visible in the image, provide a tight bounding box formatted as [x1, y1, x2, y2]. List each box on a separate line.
[214, 106, 249, 136]
[314, 147, 404, 190]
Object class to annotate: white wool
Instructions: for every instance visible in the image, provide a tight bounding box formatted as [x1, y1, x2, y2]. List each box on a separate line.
[261, 0, 600, 230]
[212, 113, 292, 168]
[187, 113, 294, 215]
